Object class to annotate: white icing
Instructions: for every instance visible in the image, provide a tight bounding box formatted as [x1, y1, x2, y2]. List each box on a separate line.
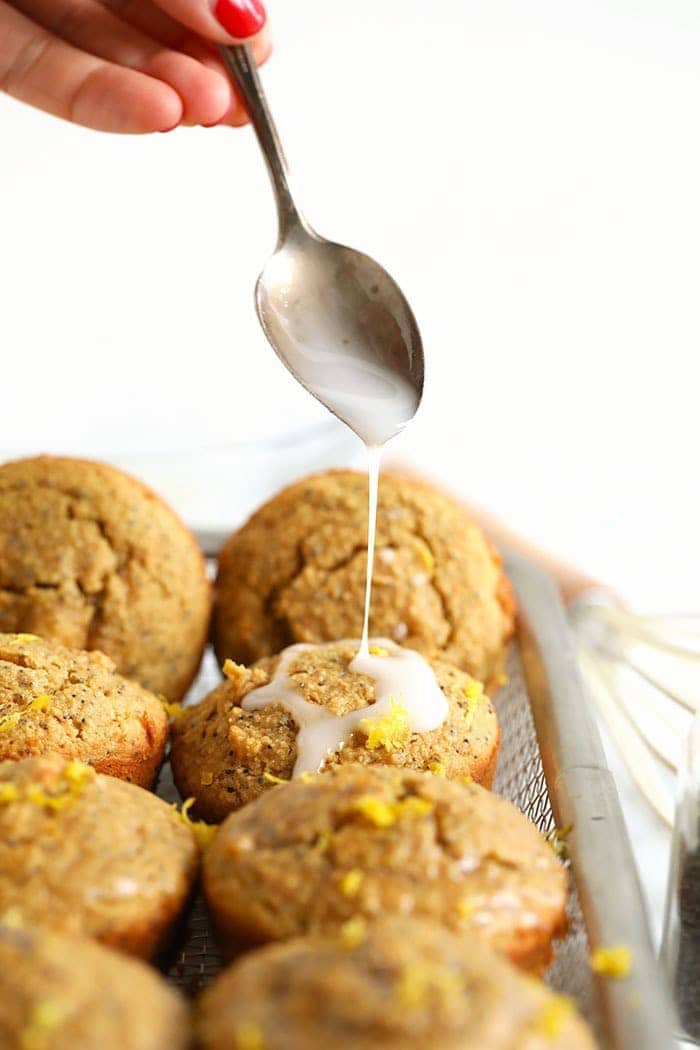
[359, 446, 381, 658]
[241, 638, 449, 777]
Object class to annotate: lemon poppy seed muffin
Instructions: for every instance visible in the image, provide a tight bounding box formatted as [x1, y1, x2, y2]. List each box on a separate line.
[0, 633, 168, 787]
[0, 754, 199, 959]
[0, 455, 211, 701]
[213, 471, 515, 689]
[203, 765, 567, 972]
[0, 922, 190, 1050]
[171, 641, 500, 822]
[198, 916, 595, 1050]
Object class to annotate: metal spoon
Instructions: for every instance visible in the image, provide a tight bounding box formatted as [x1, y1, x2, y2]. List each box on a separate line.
[219, 45, 424, 448]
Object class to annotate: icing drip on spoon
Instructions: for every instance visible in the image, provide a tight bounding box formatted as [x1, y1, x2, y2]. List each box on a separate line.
[241, 639, 448, 777]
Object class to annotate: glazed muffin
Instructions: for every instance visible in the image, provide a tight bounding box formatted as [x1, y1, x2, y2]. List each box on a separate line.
[0, 633, 168, 787]
[203, 765, 567, 972]
[0, 921, 190, 1050]
[171, 640, 500, 822]
[197, 916, 595, 1050]
[0, 754, 199, 958]
[0, 455, 211, 701]
[213, 471, 515, 688]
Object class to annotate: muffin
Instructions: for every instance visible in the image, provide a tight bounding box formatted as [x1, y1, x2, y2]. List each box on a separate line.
[197, 916, 595, 1050]
[213, 471, 515, 688]
[0, 921, 190, 1050]
[0, 455, 211, 701]
[0, 633, 168, 787]
[0, 754, 199, 958]
[203, 765, 567, 972]
[171, 640, 500, 822]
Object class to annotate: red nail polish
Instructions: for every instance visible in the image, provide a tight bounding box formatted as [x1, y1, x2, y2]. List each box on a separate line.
[214, 0, 266, 39]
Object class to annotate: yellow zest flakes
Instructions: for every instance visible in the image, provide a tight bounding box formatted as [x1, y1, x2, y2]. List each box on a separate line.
[340, 869, 364, 897]
[22, 761, 92, 812]
[360, 698, 411, 753]
[12, 634, 40, 643]
[21, 1000, 65, 1050]
[234, 1021, 265, 1050]
[535, 994, 575, 1038]
[416, 540, 435, 572]
[464, 680, 484, 701]
[0, 694, 52, 733]
[0, 782, 18, 804]
[0, 906, 23, 928]
[397, 963, 462, 1010]
[428, 758, 446, 777]
[0, 712, 22, 733]
[159, 695, 185, 721]
[456, 897, 476, 920]
[339, 915, 368, 950]
[351, 794, 433, 828]
[545, 824, 573, 861]
[460, 775, 473, 786]
[262, 772, 288, 785]
[496, 672, 509, 687]
[368, 645, 389, 657]
[590, 944, 632, 978]
[173, 798, 218, 851]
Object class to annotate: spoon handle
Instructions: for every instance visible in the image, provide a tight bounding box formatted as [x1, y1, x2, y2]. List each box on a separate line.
[219, 45, 304, 239]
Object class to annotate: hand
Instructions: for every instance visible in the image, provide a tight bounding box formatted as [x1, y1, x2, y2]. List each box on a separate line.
[0, 0, 270, 133]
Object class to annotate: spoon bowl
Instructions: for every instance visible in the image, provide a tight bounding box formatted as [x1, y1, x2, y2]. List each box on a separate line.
[220, 45, 424, 447]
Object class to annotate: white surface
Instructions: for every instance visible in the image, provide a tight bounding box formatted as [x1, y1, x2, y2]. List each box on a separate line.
[1, 0, 699, 938]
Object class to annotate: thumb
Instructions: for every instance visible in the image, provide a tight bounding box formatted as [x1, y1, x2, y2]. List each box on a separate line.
[150, 0, 267, 44]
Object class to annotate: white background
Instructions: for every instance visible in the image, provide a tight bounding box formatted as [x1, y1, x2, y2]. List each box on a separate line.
[1, 0, 699, 930]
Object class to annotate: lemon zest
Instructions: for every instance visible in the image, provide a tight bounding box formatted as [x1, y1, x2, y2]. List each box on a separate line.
[339, 915, 367, 950]
[21, 1000, 65, 1050]
[428, 758, 446, 777]
[360, 698, 411, 752]
[0, 783, 19, 804]
[397, 963, 462, 1009]
[262, 772, 288, 785]
[460, 775, 473, 785]
[172, 798, 218, 851]
[0, 712, 22, 733]
[590, 944, 632, 978]
[0, 694, 53, 734]
[416, 540, 435, 572]
[368, 645, 389, 657]
[456, 897, 476, 920]
[496, 672, 509, 687]
[464, 680, 484, 701]
[340, 869, 364, 897]
[159, 695, 185, 721]
[234, 1021, 265, 1050]
[12, 634, 40, 643]
[545, 824, 573, 861]
[535, 994, 575, 1037]
[351, 794, 433, 827]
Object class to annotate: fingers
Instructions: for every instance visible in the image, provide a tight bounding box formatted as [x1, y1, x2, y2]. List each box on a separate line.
[13, 0, 233, 125]
[146, 0, 266, 45]
[0, 0, 183, 131]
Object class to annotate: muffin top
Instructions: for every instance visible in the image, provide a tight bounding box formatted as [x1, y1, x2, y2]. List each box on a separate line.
[198, 916, 595, 1050]
[203, 765, 566, 971]
[0, 633, 168, 785]
[0, 754, 198, 952]
[0, 455, 211, 700]
[171, 641, 500, 821]
[213, 471, 515, 686]
[0, 921, 190, 1050]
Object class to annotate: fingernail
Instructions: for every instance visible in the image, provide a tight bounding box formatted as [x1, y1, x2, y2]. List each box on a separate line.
[213, 0, 266, 39]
